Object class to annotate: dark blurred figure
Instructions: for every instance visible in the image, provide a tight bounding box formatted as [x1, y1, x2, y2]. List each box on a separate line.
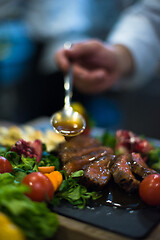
[0, 0, 139, 124]
[55, 0, 160, 137]
[0, 1, 75, 123]
[1, 0, 160, 139]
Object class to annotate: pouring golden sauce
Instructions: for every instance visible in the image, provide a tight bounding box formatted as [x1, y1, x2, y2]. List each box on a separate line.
[51, 106, 86, 140]
[52, 119, 85, 139]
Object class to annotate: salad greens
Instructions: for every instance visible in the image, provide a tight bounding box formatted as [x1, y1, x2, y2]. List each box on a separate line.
[99, 130, 160, 172]
[6, 152, 38, 172]
[0, 173, 59, 240]
[0, 145, 61, 182]
[0, 144, 101, 209]
[39, 150, 61, 170]
[0, 142, 102, 239]
[0, 148, 39, 182]
[101, 131, 116, 149]
[52, 170, 102, 209]
[147, 147, 160, 172]
[0, 143, 102, 208]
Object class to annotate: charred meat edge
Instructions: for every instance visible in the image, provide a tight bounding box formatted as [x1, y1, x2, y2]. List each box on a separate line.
[63, 146, 113, 176]
[130, 152, 157, 179]
[84, 154, 115, 188]
[58, 136, 102, 164]
[110, 154, 140, 193]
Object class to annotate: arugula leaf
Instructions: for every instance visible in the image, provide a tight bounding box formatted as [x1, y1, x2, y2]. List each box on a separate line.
[4, 151, 20, 165]
[53, 170, 102, 209]
[39, 151, 61, 170]
[70, 170, 84, 178]
[21, 155, 38, 171]
[1, 150, 38, 176]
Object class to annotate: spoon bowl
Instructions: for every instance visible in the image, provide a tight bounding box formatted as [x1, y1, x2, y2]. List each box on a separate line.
[51, 42, 86, 138]
[51, 107, 86, 137]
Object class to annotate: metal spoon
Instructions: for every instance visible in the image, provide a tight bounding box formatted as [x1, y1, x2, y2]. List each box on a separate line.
[51, 42, 86, 138]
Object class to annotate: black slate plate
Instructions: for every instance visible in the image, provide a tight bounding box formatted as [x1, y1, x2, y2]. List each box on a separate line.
[53, 201, 160, 239]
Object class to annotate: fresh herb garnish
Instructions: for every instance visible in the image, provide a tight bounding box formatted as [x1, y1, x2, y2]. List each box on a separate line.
[52, 170, 102, 209]
[39, 151, 61, 170]
[1, 150, 39, 182]
[0, 146, 100, 209]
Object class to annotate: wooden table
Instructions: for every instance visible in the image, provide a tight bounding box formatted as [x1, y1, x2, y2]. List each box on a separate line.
[54, 215, 160, 240]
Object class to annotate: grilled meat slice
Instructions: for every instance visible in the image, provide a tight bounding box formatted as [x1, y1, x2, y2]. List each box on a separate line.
[63, 146, 113, 176]
[110, 154, 140, 193]
[58, 134, 157, 193]
[58, 135, 101, 164]
[84, 154, 115, 188]
[130, 152, 157, 179]
[60, 145, 111, 165]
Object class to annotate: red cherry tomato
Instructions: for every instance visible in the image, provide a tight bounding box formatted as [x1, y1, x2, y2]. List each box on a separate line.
[22, 172, 54, 202]
[0, 156, 13, 173]
[139, 174, 160, 206]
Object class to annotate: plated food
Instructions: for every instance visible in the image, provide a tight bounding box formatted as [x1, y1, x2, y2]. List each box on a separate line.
[57, 131, 160, 204]
[0, 125, 160, 240]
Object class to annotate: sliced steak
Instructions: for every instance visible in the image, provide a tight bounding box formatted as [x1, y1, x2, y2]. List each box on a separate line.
[110, 154, 140, 193]
[130, 152, 157, 179]
[58, 135, 101, 164]
[84, 154, 115, 188]
[58, 134, 157, 193]
[63, 146, 113, 176]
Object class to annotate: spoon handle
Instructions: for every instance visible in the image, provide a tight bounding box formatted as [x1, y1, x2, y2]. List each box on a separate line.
[64, 67, 73, 110]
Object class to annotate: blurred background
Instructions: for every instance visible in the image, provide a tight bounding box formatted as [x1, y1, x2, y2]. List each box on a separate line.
[0, 0, 160, 138]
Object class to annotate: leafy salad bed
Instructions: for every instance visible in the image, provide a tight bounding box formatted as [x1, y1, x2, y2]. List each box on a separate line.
[0, 140, 101, 240]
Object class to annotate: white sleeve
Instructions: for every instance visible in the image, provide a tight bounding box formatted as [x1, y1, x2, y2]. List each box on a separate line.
[24, 0, 90, 73]
[107, 0, 160, 90]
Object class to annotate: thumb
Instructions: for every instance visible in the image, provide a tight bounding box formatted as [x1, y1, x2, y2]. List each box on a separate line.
[55, 49, 70, 73]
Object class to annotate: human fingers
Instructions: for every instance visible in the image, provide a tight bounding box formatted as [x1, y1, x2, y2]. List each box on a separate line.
[54, 48, 70, 73]
[65, 40, 98, 60]
[73, 65, 117, 94]
[72, 65, 94, 93]
[88, 70, 119, 94]
[66, 41, 120, 73]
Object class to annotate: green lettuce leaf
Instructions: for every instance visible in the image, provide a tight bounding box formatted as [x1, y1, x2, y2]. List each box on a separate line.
[0, 173, 59, 240]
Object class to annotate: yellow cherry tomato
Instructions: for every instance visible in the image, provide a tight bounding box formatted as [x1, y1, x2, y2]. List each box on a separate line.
[0, 212, 26, 240]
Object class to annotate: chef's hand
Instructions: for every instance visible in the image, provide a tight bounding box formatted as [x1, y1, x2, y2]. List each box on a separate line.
[55, 40, 134, 94]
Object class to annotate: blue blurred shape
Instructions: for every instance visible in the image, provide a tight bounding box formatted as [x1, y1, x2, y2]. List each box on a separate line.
[0, 20, 35, 86]
[86, 96, 123, 129]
